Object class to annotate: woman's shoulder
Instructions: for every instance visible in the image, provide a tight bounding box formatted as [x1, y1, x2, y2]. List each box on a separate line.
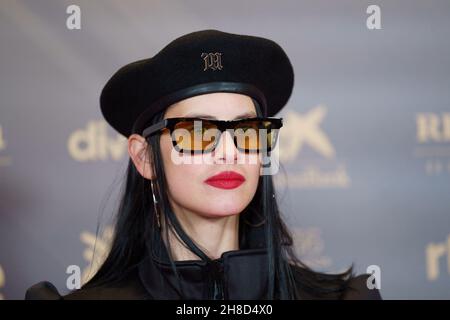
[290, 264, 382, 300]
[25, 281, 63, 300]
[25, 269, 148, 300]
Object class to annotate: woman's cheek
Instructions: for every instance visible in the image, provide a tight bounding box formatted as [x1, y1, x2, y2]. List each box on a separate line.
[167, 167, 188, 198]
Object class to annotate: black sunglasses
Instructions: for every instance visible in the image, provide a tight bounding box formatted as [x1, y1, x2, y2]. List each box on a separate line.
[142, 117, 283, 154]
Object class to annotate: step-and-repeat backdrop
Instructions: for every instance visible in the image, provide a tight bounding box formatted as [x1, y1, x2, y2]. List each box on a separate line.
[1, 0, 449, 299]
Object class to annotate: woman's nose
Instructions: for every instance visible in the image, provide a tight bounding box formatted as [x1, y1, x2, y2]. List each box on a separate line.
[212, 130, 238, 163]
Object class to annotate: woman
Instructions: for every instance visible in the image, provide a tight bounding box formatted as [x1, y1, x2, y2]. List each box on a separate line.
[26, 29, 381, 300]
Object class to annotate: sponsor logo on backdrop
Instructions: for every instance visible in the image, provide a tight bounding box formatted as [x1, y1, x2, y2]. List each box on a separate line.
[68, 121, 127, 161]
[0, 264, 5, 299]
[0, 125, 12, 167]
[426, 233, 450, 281]
[80, 225, 113, 284]
[274, 106, 351, 189]
[414, 112, 450, 176]
[291, 227, 332, 269]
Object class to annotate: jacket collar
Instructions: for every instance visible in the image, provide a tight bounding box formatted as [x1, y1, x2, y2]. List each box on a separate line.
[138, 225, 269, 299]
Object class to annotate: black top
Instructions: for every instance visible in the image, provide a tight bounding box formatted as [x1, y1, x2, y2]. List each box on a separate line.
[25, 227, 382, 300]
[25, 268, 381, 300]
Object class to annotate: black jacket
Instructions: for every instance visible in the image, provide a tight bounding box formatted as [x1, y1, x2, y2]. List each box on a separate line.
[25, 227, 382, 300]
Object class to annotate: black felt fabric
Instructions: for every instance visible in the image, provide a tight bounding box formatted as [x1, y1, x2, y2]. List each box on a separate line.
[100, 29, 294, 137]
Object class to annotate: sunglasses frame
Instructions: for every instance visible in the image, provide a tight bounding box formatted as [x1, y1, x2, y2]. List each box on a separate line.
[142, 117, 283, 154]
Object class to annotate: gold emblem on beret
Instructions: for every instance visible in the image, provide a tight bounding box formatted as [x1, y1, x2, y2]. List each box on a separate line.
[201, 52, 223, 71]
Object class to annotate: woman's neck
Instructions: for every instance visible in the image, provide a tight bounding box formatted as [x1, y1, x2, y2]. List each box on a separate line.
[161, 206, 240, 261]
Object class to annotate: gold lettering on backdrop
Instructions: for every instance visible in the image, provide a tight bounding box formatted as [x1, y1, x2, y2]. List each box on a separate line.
[278, 107, 335, 163]
[274, 107, 350, 189]
[67, 120, 127, 161]
[0, 125, 12, 167]
[291, 227, 332, 269]
[416, 113, 450, 143]
[0, 125, 6, 150]
[414, 113, 450, 175]
[274, 165, 351, 189]
[0, 264, 5, 300]
[201, 52, 223, 71]
[425, 234, 450, 281]
[80, 226, 114, 284]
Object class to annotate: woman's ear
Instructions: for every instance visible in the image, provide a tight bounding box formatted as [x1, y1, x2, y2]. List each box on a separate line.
[128, 134, 155, 180]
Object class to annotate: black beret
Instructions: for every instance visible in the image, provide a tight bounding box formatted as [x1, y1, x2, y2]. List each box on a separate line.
[100, 29, 294, 138]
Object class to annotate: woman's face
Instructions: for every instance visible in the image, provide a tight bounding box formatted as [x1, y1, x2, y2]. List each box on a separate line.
[160, 92, 261, 219]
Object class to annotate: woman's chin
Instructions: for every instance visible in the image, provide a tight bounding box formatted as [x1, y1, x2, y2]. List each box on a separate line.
[196, 206, 245, 219]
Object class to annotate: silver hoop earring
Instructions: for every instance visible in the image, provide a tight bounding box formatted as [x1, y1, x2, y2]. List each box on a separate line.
[150, 179, 161, 228]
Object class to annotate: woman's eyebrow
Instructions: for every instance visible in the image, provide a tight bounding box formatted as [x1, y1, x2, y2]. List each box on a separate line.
[182, 112, 257, 120]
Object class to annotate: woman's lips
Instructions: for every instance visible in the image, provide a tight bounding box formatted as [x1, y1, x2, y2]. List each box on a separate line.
[204, 171, 246, 190]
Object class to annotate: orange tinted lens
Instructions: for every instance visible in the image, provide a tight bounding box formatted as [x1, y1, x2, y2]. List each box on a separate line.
[235, 120, 274, 151]
[172, 120, 219, 152]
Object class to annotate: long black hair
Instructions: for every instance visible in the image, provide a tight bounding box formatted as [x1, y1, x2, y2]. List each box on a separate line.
[82, 99, 354, 299]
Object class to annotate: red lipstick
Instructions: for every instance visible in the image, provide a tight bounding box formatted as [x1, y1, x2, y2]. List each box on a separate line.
[204, 171, 246, 190]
